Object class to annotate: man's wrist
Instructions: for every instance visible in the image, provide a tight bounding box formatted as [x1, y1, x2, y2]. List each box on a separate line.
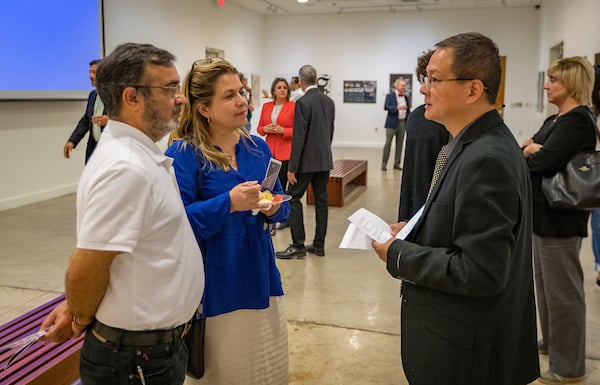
[72, 315, 91, 331]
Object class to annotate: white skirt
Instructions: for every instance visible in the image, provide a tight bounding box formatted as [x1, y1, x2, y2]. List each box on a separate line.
[185, 296, 288, 385]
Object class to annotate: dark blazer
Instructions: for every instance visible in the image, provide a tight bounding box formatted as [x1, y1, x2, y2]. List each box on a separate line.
[288, 87, 335, 173]
[526, 106, 595, 237]
[387, 110, 539, 385]
[67, 90, 105, 163]
[398, 104, 449, 221]
[384, 91, 410, 129]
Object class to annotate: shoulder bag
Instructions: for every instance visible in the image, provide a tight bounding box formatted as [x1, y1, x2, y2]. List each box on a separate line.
[184, 308, 205, 379]
[542, 111, 600, 210]
[183, 147, 206, 379]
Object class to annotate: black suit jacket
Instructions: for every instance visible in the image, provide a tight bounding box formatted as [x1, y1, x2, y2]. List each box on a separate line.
[67, 90, 105, 163]
[398, 104, 449, 221]
[387, 110, 539, 384]
[288, 87, 335, 173]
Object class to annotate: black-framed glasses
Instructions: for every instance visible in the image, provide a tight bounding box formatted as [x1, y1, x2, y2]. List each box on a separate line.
[132, 84, 182, 98]
[418, 74, 489, 92]
[418, 75, 474, 90]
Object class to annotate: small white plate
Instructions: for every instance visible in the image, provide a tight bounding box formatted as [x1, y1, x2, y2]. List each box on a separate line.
[252, 194, 292, 215]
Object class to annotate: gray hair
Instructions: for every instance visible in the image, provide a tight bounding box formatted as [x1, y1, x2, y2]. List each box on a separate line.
[298, 65, 317, 86]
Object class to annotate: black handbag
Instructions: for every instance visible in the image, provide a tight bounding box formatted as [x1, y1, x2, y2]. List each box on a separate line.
[184, 308, 205, 379]
[542, 112, 600, 210]
[182, 148, 207, 379]
[542, 151, 600, 210]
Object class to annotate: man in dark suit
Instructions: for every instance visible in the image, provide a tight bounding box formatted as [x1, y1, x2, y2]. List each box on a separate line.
[276, 65, 335, 259]
[399, 49, 449, 222]
[373, 33, 539, 384]
[382, 79, 410, 170]
[63, 59, 108, 164]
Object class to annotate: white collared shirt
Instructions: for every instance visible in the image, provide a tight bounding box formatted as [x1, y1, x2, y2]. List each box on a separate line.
[77, 120, 204, 330]
[290, 88, 304, 101]
[396, 93, 407, 120]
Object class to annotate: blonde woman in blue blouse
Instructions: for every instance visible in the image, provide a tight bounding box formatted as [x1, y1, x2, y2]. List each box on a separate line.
[167, 59, 289, 385]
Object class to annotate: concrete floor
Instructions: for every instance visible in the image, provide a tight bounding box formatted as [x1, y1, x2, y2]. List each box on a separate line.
[1, 147, 599, 384]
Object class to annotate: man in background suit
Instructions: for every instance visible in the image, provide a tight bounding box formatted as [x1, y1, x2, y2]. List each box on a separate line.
[276, 64, 335, 259]
[382, 78, 410, 170]
[63, 59, 108, 164]
[372, 33, 539, 384]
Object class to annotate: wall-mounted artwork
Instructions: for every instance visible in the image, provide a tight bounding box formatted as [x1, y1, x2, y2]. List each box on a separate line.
[205, 47, 224, 59]
[318, 74, 331, 95]
[343, 80, 377, 103]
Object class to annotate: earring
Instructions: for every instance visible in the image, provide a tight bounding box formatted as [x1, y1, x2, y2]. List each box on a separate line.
[207, 116, 210, 123]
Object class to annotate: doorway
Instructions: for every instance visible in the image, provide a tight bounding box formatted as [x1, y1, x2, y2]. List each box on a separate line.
[546, 41, 564, 117]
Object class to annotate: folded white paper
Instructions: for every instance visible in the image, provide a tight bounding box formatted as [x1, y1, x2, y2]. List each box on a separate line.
[339, 208, 392, 249]
[339, 205, 424, 250]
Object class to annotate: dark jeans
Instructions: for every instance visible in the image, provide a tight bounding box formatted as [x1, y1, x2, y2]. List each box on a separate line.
[80, 330, 188, 385]
[287, 171, 329, 248]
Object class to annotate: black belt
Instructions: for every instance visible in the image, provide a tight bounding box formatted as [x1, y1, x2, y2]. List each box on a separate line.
[92, 320, 191, 346]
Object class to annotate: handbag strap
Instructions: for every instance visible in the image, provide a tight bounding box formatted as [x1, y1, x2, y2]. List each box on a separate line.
[584, 109, 600, 143]
[193, 147, 204, 200]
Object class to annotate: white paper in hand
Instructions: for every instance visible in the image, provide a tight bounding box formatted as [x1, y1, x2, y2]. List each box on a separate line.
[345, 207, 393, 244]
[339, 223, 372, 249]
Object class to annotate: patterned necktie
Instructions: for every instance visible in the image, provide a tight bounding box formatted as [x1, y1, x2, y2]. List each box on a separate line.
[427, 146, 448, 200]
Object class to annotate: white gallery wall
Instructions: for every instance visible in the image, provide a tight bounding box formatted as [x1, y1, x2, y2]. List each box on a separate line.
[0, 0, 598, 210]
[260, 7, 541, 147]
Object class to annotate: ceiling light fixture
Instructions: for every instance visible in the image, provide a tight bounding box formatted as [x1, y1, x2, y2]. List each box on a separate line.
[297, 0, 308, 3]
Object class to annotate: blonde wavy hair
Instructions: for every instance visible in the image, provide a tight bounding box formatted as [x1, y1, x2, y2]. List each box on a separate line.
[169, 59, 252, 171]
[547, 56, 594, 106]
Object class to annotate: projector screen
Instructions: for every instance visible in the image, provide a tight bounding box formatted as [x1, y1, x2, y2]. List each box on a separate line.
[0, 0, 103, 100]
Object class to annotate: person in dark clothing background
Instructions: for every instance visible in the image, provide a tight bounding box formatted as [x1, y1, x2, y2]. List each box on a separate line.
[522, 56, 596, 384]
[398, 49, 449, 222]
[276, 64, 335, 259]
[63, 59, 108, 164]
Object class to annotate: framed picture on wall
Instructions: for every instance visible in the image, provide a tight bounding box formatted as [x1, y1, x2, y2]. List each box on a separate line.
[317, 74, 331, 95]
[389, 73, 412, 101]
[343, 80, 377, 103]
[536, 71, 544, 113]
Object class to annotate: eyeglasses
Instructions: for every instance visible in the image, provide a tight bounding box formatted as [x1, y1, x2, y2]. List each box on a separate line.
[133, 84, 182, 98]
[418, 75, 475, 90]
[418, 75, 490, 93]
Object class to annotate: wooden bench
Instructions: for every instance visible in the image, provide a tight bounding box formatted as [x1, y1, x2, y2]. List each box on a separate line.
[0, 295, 83, 385]
[307, 159, 368, 207]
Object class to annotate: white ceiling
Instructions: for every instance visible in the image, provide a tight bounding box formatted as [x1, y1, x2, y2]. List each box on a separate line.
[225, 0, 543, 15]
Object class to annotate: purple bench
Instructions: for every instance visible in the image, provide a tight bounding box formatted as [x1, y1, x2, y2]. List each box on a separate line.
[0, 295, 83, 385]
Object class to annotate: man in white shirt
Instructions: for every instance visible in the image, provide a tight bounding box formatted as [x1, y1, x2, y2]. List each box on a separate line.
[289, 76, 305, 101]
[41, 43, 204, 385]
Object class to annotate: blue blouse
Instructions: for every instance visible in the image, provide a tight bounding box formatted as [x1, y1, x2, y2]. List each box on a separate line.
[165, 135, 289, 317]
